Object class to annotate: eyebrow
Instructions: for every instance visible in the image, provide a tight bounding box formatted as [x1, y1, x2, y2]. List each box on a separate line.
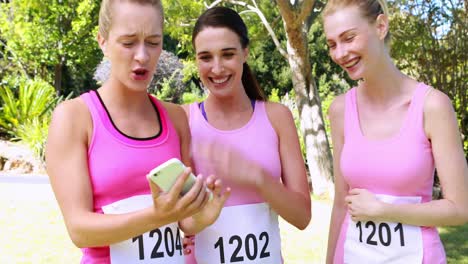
[118, 34, 162, 38]
[338, 28, 357, 37]
[327, 28, 357, 42]
[197, 47, 237, 56]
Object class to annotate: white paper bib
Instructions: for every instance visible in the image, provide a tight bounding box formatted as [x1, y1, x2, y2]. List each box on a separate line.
[343, 194, 423, 264]
[102, 195, 185, 264]
[195, 203, 282, 264]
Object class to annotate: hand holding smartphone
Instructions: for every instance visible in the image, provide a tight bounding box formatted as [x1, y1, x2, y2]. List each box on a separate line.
[147, 158, 212, 198]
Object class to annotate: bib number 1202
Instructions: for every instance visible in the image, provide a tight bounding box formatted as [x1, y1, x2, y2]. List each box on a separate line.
[214, 232, 270, 263]
[356, 221, 405, 247]
[132, 227, 182, 260]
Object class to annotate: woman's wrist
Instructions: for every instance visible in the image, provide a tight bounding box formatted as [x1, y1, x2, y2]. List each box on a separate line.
[378, 201, 394, 222]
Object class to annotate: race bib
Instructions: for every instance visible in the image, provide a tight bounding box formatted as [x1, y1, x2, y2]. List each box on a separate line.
[195, 203, 282, 264]
[102, 195, 185, 264]
[343, 194, 423, 264]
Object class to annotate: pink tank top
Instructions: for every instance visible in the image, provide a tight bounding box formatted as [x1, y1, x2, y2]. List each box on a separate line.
[80, 90, 181, 263]
[185, 101, 283, 264]
[189, 100, 281, 205]
[335, 83, 446, 263]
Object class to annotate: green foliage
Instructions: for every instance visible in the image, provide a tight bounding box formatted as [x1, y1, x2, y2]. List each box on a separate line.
[153, 71, 205, 105]
[162, 1, 292, 98]
[0, 75, 70, 160]
[269, 88, 281, 103]
[153, 68, 194, 103]
[16, 117, 50, 161]
[0, 0, 101, 94]
[162, 0, 205, 56]
[0, 77, 56, 136]
[390, 0, 467, 156]
[181, 89, 206, 104]
[181, 60, 199, 83]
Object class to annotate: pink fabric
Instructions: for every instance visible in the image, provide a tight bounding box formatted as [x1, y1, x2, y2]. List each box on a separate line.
[185, 101, 282, 263]
[79, 90, 181, 263]
[334, 83, 446, 263]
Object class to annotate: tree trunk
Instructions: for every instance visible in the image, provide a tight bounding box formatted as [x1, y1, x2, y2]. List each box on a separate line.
[283, 21, 334, 196]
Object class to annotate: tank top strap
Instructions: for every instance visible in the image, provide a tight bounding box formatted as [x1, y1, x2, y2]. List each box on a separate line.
[81, 90, 171, 146]
[344, 87, 361, 141]
[254, 100, 265, 117]
[188, 101, 200, 127]
[80, 90, 102, 129]
[405, 83, 431, 138]
[148, 94, 169, 132]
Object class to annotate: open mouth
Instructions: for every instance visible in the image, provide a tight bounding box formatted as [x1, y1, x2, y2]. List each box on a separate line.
[343, 58, 360, 69]
[210, 75, 231, 85]
[132, 69, 149, 80]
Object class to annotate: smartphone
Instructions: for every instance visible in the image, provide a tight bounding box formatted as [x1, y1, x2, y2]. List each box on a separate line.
[147, 158, 212, 198]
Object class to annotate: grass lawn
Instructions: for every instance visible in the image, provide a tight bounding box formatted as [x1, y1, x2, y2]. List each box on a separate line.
[1, 186, 466, 263]
[439, 224, 468, 264]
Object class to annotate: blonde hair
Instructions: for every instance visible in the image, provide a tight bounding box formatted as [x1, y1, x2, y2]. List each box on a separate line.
[98, 0, 164, 39]
[323, 0, 391, 43]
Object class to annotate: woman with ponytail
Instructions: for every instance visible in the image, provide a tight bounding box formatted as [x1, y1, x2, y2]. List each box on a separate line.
[182, 6, 311, 263]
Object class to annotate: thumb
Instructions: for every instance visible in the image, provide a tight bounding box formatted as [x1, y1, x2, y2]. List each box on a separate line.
[147, 176, 163, 199]
[349, 188, 361, 195]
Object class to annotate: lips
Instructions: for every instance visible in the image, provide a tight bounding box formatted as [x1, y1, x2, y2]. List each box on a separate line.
[132, 68, 149, 81]
[210, 75, 231, 85]
[342, 57, 360, 69]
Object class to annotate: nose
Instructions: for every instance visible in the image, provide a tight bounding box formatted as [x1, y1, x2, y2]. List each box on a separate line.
[134, 43, 149, 64]
[333, 44, 348, 62]
[211, 57, 224, 75]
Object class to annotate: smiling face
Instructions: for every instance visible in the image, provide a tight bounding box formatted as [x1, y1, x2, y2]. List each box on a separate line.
[194, 27, 248, 99]
[98, 1, 163, 92]
[324, 5, 386, 80]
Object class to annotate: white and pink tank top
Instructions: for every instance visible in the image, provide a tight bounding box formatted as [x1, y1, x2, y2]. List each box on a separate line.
[335, 83, 446, 264]
[80, 90, 183, 264]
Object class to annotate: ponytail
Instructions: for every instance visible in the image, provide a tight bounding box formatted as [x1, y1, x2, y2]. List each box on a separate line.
[242, 63, 266, 101]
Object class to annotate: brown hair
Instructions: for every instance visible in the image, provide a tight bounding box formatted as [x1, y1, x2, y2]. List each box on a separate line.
[192, 6, 266, 101]
[98, 0, 164, 39]
[323, 0, 391, 43]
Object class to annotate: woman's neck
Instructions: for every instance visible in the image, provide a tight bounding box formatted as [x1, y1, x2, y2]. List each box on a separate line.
[205, 90, 253, 115]
[360, 56, 410, 104]
[99, 79, 151, 114]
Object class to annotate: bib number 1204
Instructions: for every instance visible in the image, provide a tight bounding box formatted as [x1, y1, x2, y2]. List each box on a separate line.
[214, 232, 270, 263]
[356, 221, 405, 247]
[132, 227, 182, 260]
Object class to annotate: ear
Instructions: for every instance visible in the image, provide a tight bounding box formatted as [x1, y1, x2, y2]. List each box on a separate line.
[375, 14, 389, 41]
[97, 32, 108, 57]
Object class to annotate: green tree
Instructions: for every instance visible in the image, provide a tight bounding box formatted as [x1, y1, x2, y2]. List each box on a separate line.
[390, 0, 467, 154]
[0, 0, 102, 95]
[163, 0, 335, 195]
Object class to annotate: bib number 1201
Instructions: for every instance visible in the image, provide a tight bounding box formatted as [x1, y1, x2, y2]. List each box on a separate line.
[132, 227, 182, 260]
[214, 232, 270, 263]
[356, 221, 405, 247]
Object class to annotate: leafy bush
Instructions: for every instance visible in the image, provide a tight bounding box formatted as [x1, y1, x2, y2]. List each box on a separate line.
[0, 77, 56, 136]
[0, 76, 69, 161]
[16, 117, 50, 162]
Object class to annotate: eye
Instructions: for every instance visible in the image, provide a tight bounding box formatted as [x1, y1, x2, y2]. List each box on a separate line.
[223, 53, 234, 58]
[122, 42, 134, 47]
[198, 55, 211, 62]
[147, 42, 161, 47]
[327, 42, 336, 49]
[344, 35, 355, 42]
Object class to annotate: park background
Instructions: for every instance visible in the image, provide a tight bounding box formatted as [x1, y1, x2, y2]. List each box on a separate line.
[0, 0, 466, 263]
